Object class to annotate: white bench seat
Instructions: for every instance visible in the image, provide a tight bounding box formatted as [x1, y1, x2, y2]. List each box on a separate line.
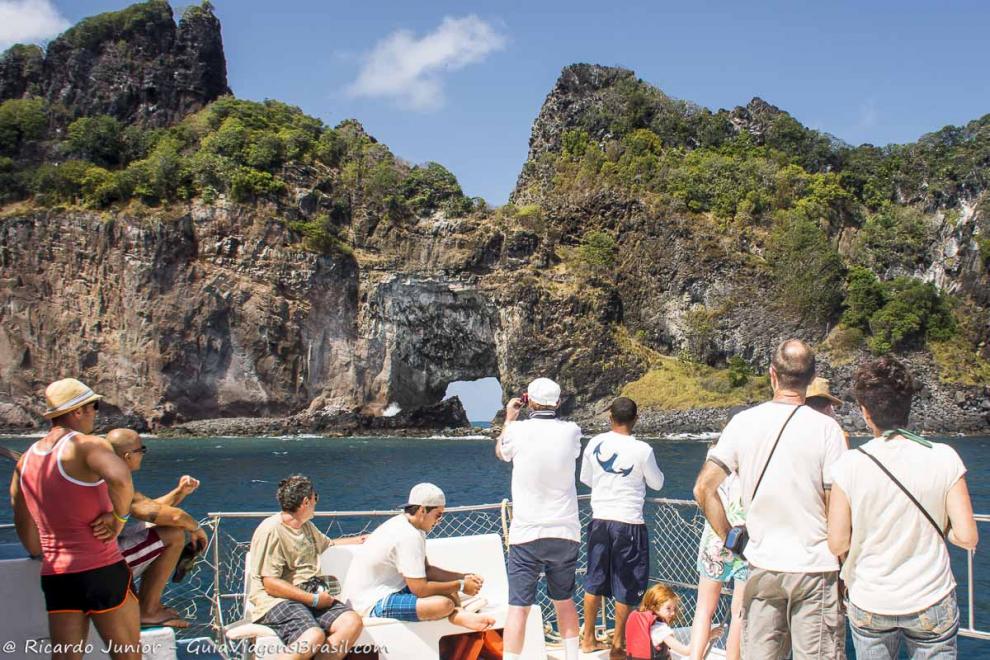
[228, 533, 546, 659]
[0, 555, 176, 659]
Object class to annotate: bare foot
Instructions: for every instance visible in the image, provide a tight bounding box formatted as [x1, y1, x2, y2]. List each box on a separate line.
[580, 638, 610, 652]
[453, 610, 495, 631]
[140, 611, 190, 629]
[141, 605, 180, 620]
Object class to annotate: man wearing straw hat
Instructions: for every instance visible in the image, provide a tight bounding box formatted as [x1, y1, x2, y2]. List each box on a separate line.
[10, 378, 141, 658]
[806, 377, 850, 448]
[805, 377, 843, 419]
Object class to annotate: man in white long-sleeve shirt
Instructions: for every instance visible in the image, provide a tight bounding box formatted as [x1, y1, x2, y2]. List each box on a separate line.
[579, 397, 664, 658]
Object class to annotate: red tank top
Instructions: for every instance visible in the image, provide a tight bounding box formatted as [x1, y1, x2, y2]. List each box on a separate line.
[19, 431, 124, 575]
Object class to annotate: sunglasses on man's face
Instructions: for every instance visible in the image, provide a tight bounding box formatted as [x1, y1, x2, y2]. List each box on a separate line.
[89, 401, 100, 412]
[129, 445, 148, 455]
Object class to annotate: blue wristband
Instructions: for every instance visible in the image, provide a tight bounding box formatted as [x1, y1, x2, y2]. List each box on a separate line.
[311, 592, 320, 608]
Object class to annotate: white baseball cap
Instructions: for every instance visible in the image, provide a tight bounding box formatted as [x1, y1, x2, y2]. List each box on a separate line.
[527, 377, 561, 406]
[406, 483, 446, 508]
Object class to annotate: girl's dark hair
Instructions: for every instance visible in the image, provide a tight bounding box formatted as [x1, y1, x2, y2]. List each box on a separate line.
[852, 357, 917, 431]
[277, 474, 315, 513]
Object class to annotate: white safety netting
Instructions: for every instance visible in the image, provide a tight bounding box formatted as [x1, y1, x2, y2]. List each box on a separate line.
[162, 497, 734, 656]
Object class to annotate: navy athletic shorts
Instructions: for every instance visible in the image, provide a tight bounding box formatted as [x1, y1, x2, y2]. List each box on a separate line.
[508, 538, 579, 606]
[583, 518, 650, 605]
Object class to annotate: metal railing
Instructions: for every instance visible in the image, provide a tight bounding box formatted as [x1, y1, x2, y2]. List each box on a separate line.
[960, 514, 990, 641]
[3, 502, 988, 654]
[192, 496, 734, 656]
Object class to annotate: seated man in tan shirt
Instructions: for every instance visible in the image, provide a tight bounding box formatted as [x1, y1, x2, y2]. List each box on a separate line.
[248, 475, 366, 660]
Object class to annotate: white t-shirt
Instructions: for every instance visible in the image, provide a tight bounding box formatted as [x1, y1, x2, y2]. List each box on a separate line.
[707, 402, 845, 573]
[831, 436, 966, 615]
[650, 621, 674, 649]
[580, 431, 664, 525]
[500, 415, 582, 544]
[344, 514, 427, 615]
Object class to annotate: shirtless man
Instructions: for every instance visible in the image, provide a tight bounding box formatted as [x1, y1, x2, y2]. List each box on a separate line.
[102, 428, 208, 628]
[10, 379, 139, 660]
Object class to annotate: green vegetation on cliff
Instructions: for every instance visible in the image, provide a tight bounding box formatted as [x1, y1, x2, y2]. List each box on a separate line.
[0, 96, 474, 235]
[59, 0, 174, 50]
[521, 70, 990, 372]
[616, 327, 769, 409]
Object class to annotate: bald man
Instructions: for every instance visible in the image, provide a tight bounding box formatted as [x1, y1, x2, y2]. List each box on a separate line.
[693, 340, 847, 659]
[101, 429, 208, 628]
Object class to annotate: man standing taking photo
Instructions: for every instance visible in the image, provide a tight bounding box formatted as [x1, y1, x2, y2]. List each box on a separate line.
[496, 377, 582, 660]
[579, 397, 664, 658]
[693, 340, 846, 659]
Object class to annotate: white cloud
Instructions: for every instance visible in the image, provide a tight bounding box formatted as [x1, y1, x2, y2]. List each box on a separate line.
[0, 0, 70, 50]
[347, 16, 506, 111]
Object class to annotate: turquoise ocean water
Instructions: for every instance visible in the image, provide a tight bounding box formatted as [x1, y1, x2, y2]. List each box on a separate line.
[1, 432, 989, 657]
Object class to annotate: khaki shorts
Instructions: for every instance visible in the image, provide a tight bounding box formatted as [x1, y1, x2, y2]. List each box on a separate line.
[742, 567, 845, 659]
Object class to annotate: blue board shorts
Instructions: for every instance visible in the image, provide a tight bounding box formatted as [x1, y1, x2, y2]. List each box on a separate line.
[508, 538, 579, 606]
[369, 586, 421, 621]
[583, 519, 650, 605]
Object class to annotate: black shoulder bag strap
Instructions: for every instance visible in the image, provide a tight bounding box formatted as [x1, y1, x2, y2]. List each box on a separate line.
[856, 446, 947, 538]
[750, 404, 802, 502]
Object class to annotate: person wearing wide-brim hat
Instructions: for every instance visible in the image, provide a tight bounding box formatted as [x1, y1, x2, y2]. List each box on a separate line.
[805, 377, 849, 448]
[10, 378, 141, 658]
[806, 377, 842, 413]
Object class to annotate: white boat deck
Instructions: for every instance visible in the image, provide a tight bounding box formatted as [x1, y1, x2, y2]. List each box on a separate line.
[3, 497, 989, 658]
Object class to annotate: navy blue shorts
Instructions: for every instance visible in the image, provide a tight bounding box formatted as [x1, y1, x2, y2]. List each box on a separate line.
[508, 538, 579, 606]
[583, 519, 650, 605]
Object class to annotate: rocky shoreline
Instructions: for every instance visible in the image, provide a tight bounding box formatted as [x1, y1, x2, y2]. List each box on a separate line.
[5, 399, 985, 439]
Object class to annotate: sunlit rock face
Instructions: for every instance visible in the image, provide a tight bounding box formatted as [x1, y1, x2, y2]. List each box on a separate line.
[0, 0, 229, 127]
[0, 9, 987, 434]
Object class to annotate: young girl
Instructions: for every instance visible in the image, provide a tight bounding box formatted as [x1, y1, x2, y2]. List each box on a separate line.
[690, 465, 747, 660]
[626, 585, 723, 660]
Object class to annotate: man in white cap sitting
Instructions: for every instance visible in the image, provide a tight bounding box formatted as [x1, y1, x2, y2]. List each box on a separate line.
[495, 378, 583, 660]
[345, 483, 495, 631]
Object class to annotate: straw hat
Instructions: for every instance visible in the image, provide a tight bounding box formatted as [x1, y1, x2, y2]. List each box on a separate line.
[43, 378, 103, 419]
[806, 377, 842, 408]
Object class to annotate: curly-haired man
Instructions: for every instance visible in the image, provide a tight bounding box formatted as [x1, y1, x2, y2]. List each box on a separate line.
[248, 475, 366, 660]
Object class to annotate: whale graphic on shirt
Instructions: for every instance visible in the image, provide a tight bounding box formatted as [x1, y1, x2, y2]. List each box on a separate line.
[594, 442, 633, 477]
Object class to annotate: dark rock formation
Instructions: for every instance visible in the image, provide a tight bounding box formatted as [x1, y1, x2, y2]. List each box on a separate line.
[0, 0, 229, 126]
[0, 5, 987, 437]
[0, 45, 45, 100]
[159, 396, 471, 437]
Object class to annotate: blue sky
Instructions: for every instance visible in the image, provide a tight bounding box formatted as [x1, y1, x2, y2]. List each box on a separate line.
[7, 0, 989, 208]
[6, 0, 989, 420]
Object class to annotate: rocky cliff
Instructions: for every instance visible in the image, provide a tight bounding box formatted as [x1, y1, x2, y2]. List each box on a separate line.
[0, 12, 987, 435]
[0, 0, 228, 127]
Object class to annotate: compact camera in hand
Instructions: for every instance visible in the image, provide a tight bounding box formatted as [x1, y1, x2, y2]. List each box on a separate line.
[724, 525, 748, 559]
